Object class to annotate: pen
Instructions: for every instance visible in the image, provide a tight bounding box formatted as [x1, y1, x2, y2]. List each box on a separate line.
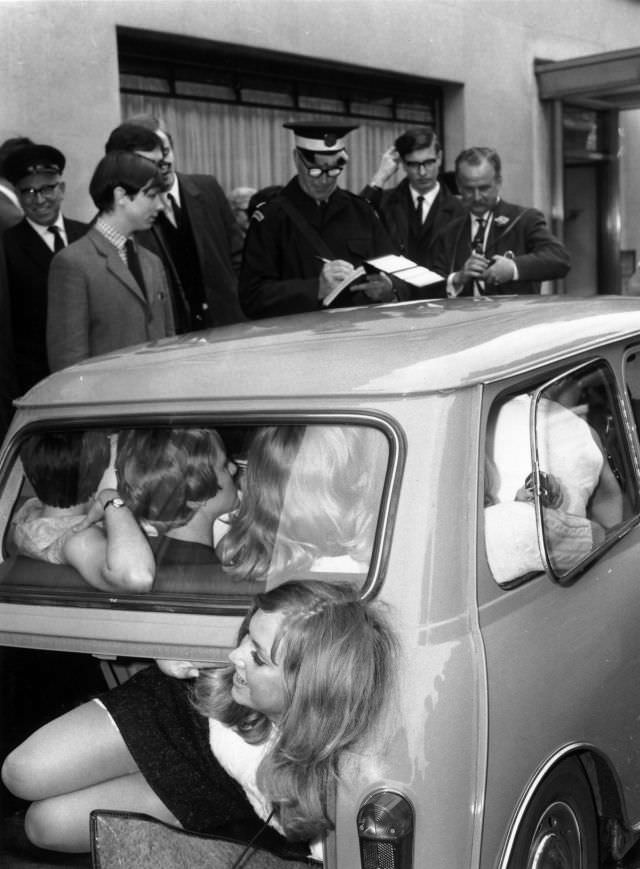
[315, 256, 330, 263]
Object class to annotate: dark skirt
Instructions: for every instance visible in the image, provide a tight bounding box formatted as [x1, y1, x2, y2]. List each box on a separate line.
[99, 666, 308, 859]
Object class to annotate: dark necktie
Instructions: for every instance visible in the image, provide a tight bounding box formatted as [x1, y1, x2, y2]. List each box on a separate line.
[124, 239, 147, 298]
[471, 217, 487, 253]
[471, 218, 488, 297]
[415, 195, 425, 224]
[47, 225, 65, 253]
[168, 193, 181, 227]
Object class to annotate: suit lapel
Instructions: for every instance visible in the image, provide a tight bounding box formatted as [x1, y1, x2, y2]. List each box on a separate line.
[451, 215, 473, 273]
[89, 229, 147, 305]
[63, 217, 87, 244]
[420, 189, 442, 238]
[15, 220, 53, 270]
[486, 202, 526, 253]
[176, 174, 201, 229]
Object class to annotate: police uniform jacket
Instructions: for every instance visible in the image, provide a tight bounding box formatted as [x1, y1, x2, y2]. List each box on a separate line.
[239, 177, 397, 319]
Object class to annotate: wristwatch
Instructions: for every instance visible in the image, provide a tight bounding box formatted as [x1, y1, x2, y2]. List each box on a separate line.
[103, 497, 125, 512]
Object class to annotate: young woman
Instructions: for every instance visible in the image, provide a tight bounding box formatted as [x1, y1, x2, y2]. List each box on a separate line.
[218, 424, 386, 586]
[61, 427, 238, 591]
[1, 580, 398, 860]
[12, 430, 155, 593]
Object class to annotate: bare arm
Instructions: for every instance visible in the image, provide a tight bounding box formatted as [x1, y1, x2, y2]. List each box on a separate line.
[62, 489, 155, 592]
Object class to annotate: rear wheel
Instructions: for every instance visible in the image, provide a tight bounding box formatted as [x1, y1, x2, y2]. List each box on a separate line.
[508, 757, 599, 869]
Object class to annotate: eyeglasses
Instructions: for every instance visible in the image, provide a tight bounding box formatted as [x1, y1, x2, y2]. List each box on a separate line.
[404, 158, 438, 170]
[18, 182, 61, 200]
[297, 150, 344, 178]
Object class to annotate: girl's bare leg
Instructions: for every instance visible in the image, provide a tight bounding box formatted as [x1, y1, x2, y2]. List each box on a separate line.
[25, 771, 180, 852]
[2, 699, 180, 852]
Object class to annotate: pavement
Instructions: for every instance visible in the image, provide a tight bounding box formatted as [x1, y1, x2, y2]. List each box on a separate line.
[0, 814, 91, 869]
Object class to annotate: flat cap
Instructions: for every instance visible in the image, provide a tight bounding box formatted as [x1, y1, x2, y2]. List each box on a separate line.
[4, 144, 65, 184]
[283, 121, 358, 152]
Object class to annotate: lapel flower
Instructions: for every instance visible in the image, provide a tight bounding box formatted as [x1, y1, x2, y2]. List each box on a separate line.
[494, 216, 510, 226]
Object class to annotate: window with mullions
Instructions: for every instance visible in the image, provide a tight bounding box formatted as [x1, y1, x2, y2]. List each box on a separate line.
[117, 28, 444, 195]
[0, 422, 389, 606]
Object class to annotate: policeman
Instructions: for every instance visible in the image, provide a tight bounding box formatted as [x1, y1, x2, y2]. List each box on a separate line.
[239, 121, 400, 319]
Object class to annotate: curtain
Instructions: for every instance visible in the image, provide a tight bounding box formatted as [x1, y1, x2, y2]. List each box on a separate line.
[121, 91, 411, 197]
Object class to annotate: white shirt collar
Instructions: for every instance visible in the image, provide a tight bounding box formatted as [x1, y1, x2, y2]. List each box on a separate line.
[166, 176, 180, 208]
[409, 181, 439, 210]
[26, 214, 66, 249]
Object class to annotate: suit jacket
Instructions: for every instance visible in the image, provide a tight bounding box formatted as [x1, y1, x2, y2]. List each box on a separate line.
[0, 188, 22, 432]
[4, 216, 87, 393]
[138, 173, 245, 329]
[47, 226, 175, 373]
[361, 178, 464, 269]
[429, 200, 571, 297]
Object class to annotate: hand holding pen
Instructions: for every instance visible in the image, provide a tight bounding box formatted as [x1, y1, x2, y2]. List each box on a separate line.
[316, 256, 358, 300]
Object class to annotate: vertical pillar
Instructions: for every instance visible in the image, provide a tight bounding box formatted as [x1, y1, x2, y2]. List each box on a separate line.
[550, 99, 565, 294]
[599, 110, 621, 294]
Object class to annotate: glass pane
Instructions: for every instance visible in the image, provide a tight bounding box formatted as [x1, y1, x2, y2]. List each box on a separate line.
[536, 364, 631, 578]
[484, 392, 542, 585]
[0, 423, 389, 605]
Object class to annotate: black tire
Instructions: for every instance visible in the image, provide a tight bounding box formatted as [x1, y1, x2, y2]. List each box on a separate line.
[508, 756, 599, 869]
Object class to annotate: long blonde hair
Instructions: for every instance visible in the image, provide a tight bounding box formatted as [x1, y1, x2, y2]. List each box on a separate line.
[193, 579, 398, 840]
[217, 425, 385, 581]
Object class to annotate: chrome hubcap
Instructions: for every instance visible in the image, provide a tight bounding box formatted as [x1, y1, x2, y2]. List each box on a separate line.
[528, 801, 584, 869]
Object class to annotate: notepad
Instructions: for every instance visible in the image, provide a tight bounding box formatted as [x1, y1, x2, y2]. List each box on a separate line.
[322, 254, 443, 306]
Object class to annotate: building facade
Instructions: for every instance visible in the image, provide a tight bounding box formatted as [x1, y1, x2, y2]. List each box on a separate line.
[3, 0, 640, 294]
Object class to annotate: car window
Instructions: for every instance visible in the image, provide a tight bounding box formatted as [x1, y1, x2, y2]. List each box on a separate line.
[485, 360, 636, 586]
[623, 346, 640, 441]
[0, 422, 390, 607]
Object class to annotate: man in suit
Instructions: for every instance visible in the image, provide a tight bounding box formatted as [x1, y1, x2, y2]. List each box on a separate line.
[120, 114, 245, 328]
[429, 146, 570, 297]
[3, 144, 87, 395]
[47, 151, 174, 372]
[360, 128, 464, 272]
[105, 123, 192, 334]
[0, 136, 32, 436]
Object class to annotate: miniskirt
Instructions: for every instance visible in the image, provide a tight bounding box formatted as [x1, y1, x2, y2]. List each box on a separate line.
[98, 665, 308, 858]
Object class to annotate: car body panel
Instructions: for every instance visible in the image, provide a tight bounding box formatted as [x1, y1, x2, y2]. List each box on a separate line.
[3, 296, 640, 866]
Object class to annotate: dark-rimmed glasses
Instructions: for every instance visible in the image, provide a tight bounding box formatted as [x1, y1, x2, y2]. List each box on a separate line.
[403, 158, 438, 170]
[18, 182, 62, 201]
[296, 150, 344, 179]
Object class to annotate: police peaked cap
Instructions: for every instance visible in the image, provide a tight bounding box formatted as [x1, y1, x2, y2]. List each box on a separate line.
[4, 144, 66, 184]
[284, 121, 358, 152]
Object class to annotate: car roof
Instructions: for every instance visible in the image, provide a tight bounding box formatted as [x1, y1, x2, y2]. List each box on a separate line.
[20, 296, 640, 408]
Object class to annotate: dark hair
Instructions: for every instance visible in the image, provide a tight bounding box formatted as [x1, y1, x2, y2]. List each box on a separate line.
[125, 114, 174, 149]
[455, 146, 502, 179]
[89, 151, 164, 212]
[20, 431, 110, 508]
[105, 124, 162, 154]
[116, 428, 227, 532]
[0, 137, 35, 175]
[394, 127, 440, 159]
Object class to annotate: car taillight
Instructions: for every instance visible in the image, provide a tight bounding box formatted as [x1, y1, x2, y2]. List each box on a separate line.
[357, 789, 414, 868]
